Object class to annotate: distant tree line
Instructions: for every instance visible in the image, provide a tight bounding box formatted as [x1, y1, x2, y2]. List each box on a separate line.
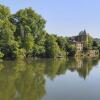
[0, 4, 99, 60]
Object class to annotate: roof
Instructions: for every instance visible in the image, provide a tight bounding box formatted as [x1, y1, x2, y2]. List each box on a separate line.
[79, 30, 87, 36]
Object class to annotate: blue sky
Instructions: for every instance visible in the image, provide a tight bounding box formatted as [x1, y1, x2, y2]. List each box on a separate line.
[0, 0, 100, 38]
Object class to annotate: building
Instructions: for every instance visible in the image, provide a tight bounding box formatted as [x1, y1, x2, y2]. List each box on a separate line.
[86, 50, 99, 57]
[69, 30, 90, 51]
[71, 41, 83, 51]
[69, 30, 99, 57]
[77, 30, 89, 44]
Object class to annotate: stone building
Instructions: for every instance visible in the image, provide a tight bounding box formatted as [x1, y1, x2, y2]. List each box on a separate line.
[86, 50, 99, 57]
[70, 30, 89, 40]
[69, 30, 89, 51]
[71, 41, 83, 51]
[77, 30, 89, 43]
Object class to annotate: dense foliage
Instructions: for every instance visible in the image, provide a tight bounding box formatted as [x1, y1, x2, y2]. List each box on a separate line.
[0, 4, 69, 60]
[0, 4, 99, 60]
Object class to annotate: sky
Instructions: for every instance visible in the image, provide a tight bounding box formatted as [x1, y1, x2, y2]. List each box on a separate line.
[0, 0, 100, 38]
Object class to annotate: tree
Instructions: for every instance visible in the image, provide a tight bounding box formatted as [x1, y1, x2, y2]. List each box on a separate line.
[0, 51, 4, 59]
[0, 18, 19, 59]
[57, 36, 68, 50]
[92, 40, 98, 49]
[10, 8, 46, 38]
[45, 35, 61, 58]
[21, 33, 34, 57]
[10, 8, 46, 57]
[0, 4, 10, 19]
[33, 31, 46, 57]
[66, 45, 77, 57]
[88, 35, 93, 48]
[83, 45, 89, 53]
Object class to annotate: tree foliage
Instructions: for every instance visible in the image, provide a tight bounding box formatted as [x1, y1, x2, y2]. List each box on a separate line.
[45, 35, 61, 58]
[0, 4, 99, 60]
[66, 45, 77, 56]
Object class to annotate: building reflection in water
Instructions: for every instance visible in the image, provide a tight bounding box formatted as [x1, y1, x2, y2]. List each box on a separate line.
[0, 57, 99, 100]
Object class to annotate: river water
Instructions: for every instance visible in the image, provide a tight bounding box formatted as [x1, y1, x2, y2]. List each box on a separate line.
[0, 57, 100, 100]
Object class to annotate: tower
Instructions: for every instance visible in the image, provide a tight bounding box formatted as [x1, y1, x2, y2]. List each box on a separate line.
[78, 29, 89, 45]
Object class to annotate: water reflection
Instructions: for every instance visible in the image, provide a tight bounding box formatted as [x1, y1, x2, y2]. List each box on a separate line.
[0, 57, 99, 100]
[66, 57, 99, 79]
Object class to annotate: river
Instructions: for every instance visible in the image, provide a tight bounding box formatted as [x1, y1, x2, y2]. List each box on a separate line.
[0, 57, 100, 100]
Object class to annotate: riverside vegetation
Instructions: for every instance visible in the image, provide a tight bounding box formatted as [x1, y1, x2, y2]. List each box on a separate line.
[0, 4, 100, 60]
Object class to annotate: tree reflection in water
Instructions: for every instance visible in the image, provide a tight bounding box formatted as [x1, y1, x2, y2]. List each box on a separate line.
[0, 57, 99, 100]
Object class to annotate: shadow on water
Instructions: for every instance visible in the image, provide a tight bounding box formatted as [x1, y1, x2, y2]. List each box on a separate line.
[0, 57, 99, 100]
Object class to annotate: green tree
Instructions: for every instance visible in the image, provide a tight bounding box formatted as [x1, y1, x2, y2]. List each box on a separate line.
[92, 40, 98, 49]
[33, 31, 46, 57]
[88, 35, 93, 48]
[0, 51, 4, 59]
[10, 8, 46, 57]
[0, 4, 10, 19]
[57, 36, 68, 50]
[0, 18, 19, 59]
[66, 45, 77, 57]
[45, 35, 61, 58]
[83, 44, 89, 53]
